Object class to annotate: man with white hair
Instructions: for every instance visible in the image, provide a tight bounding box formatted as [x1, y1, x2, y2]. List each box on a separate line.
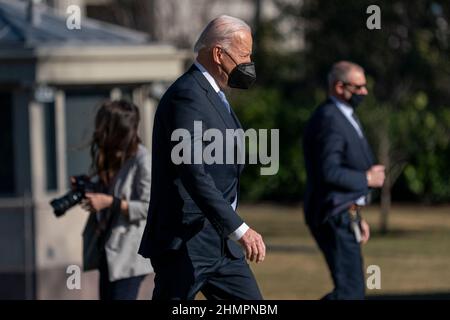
[139, 15, 265, 300]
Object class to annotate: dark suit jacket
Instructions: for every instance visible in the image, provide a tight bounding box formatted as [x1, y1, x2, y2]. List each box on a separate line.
[303, 98, 375, 227]
[139, 65, 245, 260]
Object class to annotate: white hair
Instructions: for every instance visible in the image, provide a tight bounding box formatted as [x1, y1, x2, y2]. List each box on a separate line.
[327, 61, 365, 90]
[194, 15, 251, 53]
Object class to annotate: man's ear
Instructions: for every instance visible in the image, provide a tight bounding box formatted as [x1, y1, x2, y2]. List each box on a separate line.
[335, 82, 344, 95]
[212, 46, 222, 65]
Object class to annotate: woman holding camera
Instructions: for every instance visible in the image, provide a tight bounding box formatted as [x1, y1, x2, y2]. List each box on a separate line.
[79, 99, 152, 300]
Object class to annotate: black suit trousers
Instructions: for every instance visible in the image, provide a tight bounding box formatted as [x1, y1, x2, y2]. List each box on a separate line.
[151, 248, 263, 300]
[308, 211, 365, 300]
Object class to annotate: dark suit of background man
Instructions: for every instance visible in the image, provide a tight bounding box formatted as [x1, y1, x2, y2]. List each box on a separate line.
[303, 61, 386, 300]
[138, 15, 266, 300]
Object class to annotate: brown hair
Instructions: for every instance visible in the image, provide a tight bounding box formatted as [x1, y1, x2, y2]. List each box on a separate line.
[90, 100, 141, 187]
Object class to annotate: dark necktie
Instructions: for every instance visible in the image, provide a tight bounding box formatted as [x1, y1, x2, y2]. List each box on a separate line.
[350, 112, 372, 205]
[351, 111, 373, 161]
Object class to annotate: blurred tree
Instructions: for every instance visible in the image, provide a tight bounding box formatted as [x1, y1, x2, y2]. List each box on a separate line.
[87, 0, 450, 228]
[86, 0, 239, 48]
[236, 0, 450, 232]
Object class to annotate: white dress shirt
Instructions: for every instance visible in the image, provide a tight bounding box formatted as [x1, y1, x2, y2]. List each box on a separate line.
[330, 96, 367, 206]
[194, 61, 249, 240]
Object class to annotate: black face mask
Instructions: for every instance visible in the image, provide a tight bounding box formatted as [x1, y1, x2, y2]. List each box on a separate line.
[222, 50, 256, 89]
[348, 93, 365, 109]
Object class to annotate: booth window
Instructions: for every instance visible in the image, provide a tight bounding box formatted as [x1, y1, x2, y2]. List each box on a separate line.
[65, 90, 110, 179]
[44, 102, 57, 191]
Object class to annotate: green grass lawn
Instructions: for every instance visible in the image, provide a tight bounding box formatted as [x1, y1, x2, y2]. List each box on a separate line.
[236, 204, 450, 300]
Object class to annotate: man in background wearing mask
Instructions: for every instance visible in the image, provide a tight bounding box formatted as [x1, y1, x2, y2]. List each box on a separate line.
[139, 15, 265, 300]
[303, 61, 385, 299]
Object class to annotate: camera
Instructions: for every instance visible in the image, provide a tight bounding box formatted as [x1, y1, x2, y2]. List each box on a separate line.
[50, 175, 95, 217]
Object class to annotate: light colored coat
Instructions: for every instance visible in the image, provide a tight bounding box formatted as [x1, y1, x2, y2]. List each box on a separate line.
[82, 144, 153, 281]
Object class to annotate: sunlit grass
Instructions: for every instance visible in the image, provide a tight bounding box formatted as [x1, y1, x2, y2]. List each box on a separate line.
[235, 204, 450, 299]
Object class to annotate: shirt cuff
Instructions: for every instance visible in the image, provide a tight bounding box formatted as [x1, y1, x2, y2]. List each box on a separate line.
[228, 223, 249, 241]
[355, 195, 367, 206]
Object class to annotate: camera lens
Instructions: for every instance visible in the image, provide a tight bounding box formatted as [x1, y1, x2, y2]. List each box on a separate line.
[50, 191, 84, 217]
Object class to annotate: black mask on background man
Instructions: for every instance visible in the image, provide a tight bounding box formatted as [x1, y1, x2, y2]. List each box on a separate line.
[222, 50, 256, 89]
[348, 93, 365, 109]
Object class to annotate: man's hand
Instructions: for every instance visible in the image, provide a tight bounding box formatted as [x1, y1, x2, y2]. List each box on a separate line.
[238, 228, 266, 263]
[360, 219, 370, 244]
[366, 165, 385, 188]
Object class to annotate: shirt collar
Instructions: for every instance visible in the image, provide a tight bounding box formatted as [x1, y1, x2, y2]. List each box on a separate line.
[330, 95, 354, 118]
[194, 60, 221, 93]
[329, 95, 364, 138]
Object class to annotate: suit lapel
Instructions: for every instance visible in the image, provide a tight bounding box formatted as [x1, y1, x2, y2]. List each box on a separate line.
[329, 100, 374, 167]
[229, 105, 244, 176]
[190, 65, 237, 129]
[357, 131, 375, 167]
[360, 136, 375, 165]
[189, 65, 244, 177]
[350, 111, 375, 165]
[207, 90, 238, 129]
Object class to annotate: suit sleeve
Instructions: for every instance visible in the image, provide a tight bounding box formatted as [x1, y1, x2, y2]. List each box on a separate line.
[166, 89, 244, 238]
[318, 116, 369, 193]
